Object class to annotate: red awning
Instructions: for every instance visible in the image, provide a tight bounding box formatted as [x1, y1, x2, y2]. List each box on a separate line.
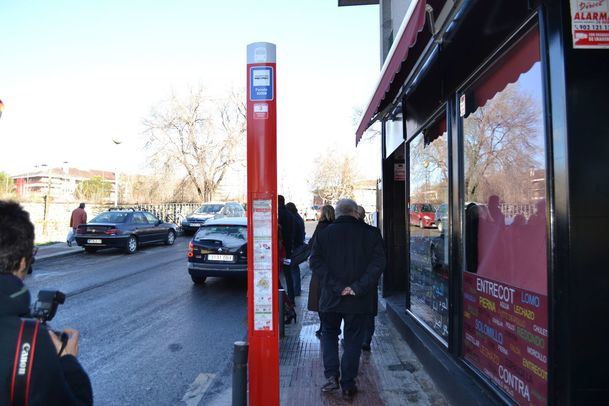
[355, 0, 427, 145]
[466, 27, 540, 117]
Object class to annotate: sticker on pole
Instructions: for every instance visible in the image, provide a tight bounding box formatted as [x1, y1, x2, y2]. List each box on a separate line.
[253, 103, 269, 120]
[252, 199, 273, 331]
[249, 66, 274, 101]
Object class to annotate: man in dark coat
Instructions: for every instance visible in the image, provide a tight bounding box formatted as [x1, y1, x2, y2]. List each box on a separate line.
[278, 195, 296, 302]
[286, 202, 305, 296]
[0, 201, 93, 406]
[309, 199, 386, 400]
[357, 205, 377, 351]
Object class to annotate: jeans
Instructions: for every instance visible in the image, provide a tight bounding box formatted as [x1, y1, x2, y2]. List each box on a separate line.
[320, 312, 367, 390]
[362, 315, 375, 347]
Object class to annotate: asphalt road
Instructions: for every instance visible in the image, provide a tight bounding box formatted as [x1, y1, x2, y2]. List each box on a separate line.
[27, 237, 247, 406]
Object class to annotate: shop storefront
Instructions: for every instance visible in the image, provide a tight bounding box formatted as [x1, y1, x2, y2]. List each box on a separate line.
[354, 0, 609, 404]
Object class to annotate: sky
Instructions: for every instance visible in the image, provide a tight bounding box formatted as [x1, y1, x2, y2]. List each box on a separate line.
[0, 0, 381, 204]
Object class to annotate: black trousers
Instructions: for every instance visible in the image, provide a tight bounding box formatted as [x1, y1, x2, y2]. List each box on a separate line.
[320, 312, 367, 390]
[362, 315, 375, 347]
[282, 265, 295, 303]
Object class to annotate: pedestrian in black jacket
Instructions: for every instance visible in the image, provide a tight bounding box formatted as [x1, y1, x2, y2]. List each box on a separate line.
[309, 199, 385, 401]
[0, 201, 93, 406]
[286, 202, 305, 296]
[357, 205, 377, 351]
[278, 195, 296, 302]
[307, 204, 335, 338]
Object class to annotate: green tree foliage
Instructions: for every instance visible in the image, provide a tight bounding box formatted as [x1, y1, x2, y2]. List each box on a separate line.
[75, 176, 112, 203]
[0, 172, 15, 199]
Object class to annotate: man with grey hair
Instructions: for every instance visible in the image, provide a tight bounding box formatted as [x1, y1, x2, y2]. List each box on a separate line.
[309, 198, 386, 401]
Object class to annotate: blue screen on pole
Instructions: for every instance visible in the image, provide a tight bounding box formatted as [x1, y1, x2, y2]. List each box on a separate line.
[249, 67, 274, 101]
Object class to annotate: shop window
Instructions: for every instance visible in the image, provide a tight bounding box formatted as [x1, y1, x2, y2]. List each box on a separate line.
[408, 113, 449, 341]
[461, 26, 548, 405]
[385, 102, 404, 158]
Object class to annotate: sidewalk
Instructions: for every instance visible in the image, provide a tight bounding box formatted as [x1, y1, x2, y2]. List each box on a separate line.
[280, 266, 450, 406]
[35, 242, 83, 261]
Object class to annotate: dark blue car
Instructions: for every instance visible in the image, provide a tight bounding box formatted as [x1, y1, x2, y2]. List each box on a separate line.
[75, 209, 178, 254]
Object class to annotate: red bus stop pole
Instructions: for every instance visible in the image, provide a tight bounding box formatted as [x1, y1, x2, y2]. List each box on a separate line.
[246, 42, 279, 406]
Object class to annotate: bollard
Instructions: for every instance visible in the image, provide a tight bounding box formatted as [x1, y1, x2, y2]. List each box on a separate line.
[279, 289, 285, 338]
[232, 341, 248, 406]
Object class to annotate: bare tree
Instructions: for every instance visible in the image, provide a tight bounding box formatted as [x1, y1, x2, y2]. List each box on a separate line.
[352, 106, 381, 144]
[463, 85, 542, 203]
[310, 151, 360, 204]
[143, 87, 246, 202]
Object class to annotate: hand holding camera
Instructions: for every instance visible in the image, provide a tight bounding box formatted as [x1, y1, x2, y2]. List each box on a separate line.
[49, 328, 80, 357]
[30, 290, 79, 357]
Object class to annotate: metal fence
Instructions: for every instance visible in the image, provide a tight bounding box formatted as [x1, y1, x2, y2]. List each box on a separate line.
[132, 203, 201, 226]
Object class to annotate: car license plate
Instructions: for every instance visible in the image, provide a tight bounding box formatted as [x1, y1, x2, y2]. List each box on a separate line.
[87, 239, 102, 244]
[208, 254, 233, 262]
[189, 223, 200, 227]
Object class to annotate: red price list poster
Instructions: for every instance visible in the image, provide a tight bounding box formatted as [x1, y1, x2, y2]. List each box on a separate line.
[462, 273, 548, 405]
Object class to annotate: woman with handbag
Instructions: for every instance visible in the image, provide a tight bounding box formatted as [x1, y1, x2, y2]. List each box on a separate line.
[307, 204, 335, 337]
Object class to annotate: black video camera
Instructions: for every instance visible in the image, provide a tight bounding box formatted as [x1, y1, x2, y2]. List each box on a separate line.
[30, 290, 66, 323]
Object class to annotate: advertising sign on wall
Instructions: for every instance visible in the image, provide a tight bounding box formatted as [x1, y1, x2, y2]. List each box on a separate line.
[462, 272, 548, 405]
[570, 0, 609, 48]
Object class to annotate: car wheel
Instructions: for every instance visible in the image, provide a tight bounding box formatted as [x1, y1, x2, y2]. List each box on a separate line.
[165, 230, 176, 245]
[191, 276, 207, 285]
[84, 247, 98, 254]
[125, 236, 138, 254]
[419, 220, 424, 228]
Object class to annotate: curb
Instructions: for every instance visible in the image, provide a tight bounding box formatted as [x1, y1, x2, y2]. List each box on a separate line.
[36, 249, 84, 263]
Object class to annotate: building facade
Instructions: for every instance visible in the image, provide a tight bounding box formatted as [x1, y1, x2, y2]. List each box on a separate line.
[345, 0, 609, 404]
[13, 167, 116, 202]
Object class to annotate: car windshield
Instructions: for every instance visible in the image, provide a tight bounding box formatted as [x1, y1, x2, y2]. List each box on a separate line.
[91, 212, 130, 223]
[194, 225, 247, 244]
[421, 204, 435, 212]
[195, 204, 223, 214]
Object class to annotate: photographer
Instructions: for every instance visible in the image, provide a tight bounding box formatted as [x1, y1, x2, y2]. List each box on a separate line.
[0, 201, 92, 406]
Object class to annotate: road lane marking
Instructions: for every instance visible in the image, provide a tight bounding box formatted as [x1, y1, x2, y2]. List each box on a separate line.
[182, 372, 215, 406]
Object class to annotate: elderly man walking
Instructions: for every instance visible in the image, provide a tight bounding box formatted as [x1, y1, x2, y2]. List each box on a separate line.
[309, 199, 386, 400]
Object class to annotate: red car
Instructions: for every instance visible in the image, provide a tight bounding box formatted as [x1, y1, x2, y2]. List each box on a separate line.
[409, 203, 436, 228]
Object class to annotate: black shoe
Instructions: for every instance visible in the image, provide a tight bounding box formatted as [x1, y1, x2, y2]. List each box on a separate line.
[67, 240, 72, 247]
[361, 344, 371, 352]
[321, 376, 339, 392]
[342, 387, 358, 401]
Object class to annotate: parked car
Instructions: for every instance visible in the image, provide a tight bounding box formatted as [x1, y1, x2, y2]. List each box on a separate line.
[435, 203, 448, 233]
[181, 202, 245, 234]
[303, 205, 321, 221]
[187, 217, 247, 284]
[409, 203, 436, 228]
[75, 209, 177, 254]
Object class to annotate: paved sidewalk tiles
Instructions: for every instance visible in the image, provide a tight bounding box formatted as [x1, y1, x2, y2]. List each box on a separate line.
[280, 267, 449, 406]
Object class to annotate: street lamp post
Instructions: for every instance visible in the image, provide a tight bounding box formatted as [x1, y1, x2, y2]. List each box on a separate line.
[112, 138, 122, 207]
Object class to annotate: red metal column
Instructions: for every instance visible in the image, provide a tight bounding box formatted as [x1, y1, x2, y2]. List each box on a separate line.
[246, 42, 279, 406]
